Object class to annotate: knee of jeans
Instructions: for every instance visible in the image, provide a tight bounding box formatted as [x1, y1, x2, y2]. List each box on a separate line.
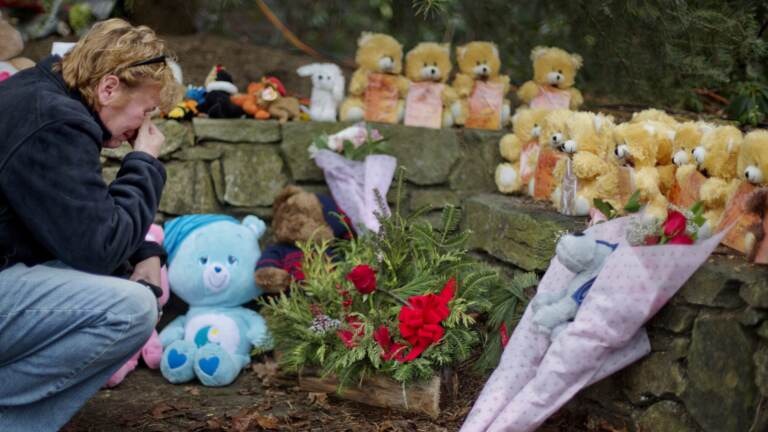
[120, 283, 158, 341]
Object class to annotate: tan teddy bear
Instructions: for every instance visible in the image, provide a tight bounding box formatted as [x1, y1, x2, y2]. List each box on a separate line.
[340, 32, 409, 123]
[630, 108, 678, 127]
[0, 13, 35, 81]
[739, 130, 768, 259]
[495, 108, 549, 194]
[551, 112, 619, 215]
[403, 42, 458, 128]
[451, 41, 511, 128]
[668, 121, 714, 207]
[517, 46, 583, 111]
[531, 109, 574, 201]
[692, 125, 744, 229]
[612, 120, 677, 219]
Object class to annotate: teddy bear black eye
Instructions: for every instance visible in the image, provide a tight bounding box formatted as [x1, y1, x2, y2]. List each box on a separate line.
[424, 62, 428, 67]
[476, 61, 481, 65]
[228, 255, 239, 265]
[199, 257, 208, 265]
[318, 75, 323, 80]
[558, 69, 563, 74]
[433, 62, 438, 66]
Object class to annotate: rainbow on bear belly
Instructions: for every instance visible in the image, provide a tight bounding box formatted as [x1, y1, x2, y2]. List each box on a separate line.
[184, 313, 241, 354]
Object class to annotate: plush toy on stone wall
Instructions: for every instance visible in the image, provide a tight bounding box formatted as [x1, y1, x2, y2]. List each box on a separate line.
[495, 108, 548, 195]
[340, 32, 409, 124]
[403, 42, 458, 128]
[159, 214, 271, 387]
[254, 186, 352, 294]
[552, 112, 619, 216]
[517, 46, 583, 111]
[692, 125, 744, 229]
[0, 12, 35, 82]
[667, 121, 714, 208]
[296, 63, 345, 122]
[232, 77, 300, 123]
[451, 41, 511, 129]
[197, 65, 245, 119]
[740, 130, 768, 261]
[531, 109, 573, 202]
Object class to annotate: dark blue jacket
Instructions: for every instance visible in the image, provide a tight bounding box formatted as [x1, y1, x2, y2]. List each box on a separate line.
[0, 55, 166, 275]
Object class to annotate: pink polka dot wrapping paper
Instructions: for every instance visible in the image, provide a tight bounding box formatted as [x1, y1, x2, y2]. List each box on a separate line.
[461, 216, 727, 432]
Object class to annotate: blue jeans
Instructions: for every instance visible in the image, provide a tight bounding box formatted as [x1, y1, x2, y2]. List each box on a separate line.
[0, 261, 158, 431]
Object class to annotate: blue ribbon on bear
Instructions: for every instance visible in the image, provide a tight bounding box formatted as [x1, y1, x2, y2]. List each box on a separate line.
[571, 240, 618, 305]
[164, 214, 238, 264]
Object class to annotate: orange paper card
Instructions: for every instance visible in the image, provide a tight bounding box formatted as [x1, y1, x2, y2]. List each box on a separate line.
[364, 73, 400, 124]
[753, 216, 768, 264]
[559, 158, 579, 215]
[404, 82, 443, 129]
[465, 81, 504, 130]
[530, 85, 571, 110]
[533, 148, 567, 201]
[615, 166, 636, 205]
[669, 170, 706, 208]
[717, 182, 759, 254]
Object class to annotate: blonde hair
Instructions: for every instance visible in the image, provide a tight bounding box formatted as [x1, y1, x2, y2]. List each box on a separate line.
[59, 18, 180, 112]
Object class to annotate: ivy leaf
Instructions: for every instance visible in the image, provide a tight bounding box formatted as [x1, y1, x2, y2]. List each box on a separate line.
[593, 198, 616, 219]
[623, 191, 642, 213]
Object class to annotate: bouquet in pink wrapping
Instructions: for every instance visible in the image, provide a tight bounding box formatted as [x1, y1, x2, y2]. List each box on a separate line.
[461, 210, 728, 432]
[310, 123, 397, 234]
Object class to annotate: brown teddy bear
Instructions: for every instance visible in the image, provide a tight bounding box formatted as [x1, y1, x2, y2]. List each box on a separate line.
[0, 12, 34, 81]
[451, 41, 511, 129]
[254, 186, 352, 294]
[403, 42, 458, 128]
[516, 46, 583, 111]
[340, 32, 409, 123]
[733, 130, 768, 259]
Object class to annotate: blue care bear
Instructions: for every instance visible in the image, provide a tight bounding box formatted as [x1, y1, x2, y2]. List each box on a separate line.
[159, 214, 271, 386]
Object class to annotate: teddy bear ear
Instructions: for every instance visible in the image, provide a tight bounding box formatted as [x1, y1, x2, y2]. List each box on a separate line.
[570, 53, 584, 70]
[439, 43, 451, 54]
[665, 130, 677, 141]
[530, 46, 549, 62]
[456, 45, 467, 60]
[273, 185, 304, 213]
[243, 215, 267, 239]
[358, 32, 375, 47]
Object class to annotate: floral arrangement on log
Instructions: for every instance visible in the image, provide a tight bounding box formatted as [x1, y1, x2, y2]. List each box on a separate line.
[260, 173, 497, 385]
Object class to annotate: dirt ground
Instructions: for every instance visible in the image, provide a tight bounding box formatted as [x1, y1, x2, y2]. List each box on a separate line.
[61, 356, 620, 432]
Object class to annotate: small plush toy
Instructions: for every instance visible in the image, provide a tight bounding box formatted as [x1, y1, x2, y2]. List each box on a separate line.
[451, 41, 511, 128]
[553, 112, 619, 216]
[495, 108, 548, 195]
[340, 32, 409, 123]
[232, 77, 301, 123]
[106, 224, 169, 387]
[530, 231, 616, 338]
[197, 65, 245, 119]
[738, 130, 768, 259]
[630, 108, 678, 127]
[517, 46, 583, 111]
[672, 121, 713, 175]
[159, 214, 271, 386]
[692, 125, 744, 229]
[254, 186, 352, 294]
[296, 63, 345, 122]
[403, 42, 458, 128]
[531, 109, 574, 201]
[613, 120, 677, 220]
[0, 12, 34, 82]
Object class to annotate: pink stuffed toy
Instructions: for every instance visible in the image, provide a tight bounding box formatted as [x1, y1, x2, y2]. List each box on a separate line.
[104, 224, 170, 387]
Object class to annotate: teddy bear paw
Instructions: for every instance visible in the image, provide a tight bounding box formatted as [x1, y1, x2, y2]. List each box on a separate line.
[160, 340, 197, 384]
[194, 344, 241, 386]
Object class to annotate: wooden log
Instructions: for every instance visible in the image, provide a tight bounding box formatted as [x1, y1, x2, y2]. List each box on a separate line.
[296, 368, 455, 418]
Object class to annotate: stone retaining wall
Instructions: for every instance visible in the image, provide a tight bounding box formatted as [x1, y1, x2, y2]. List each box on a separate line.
[102, 119, 768, 432]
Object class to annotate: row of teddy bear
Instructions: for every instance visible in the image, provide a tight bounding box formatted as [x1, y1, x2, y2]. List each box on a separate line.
[496, 106, 768, 257]
[168, 32, 583, 131]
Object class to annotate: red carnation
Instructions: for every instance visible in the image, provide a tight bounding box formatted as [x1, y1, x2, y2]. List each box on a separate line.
[663, 211, 687, 238]
[396, 278, 456, 361]
[373, 326, 408, 361]
[346, 265, 377, 294]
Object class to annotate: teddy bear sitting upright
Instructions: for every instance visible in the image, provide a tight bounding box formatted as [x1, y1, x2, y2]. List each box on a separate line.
[340, 32, 409, 123]
[403, 42, 458, 128]
[495, 108, 549, 195]
[451, 41, 511, 129]
[159, 214, 271, 387]
[530, 231, 616, 338]
[0, 12, 34, 82]
[254, 186, 353, 294]
[517, 46, 583, 111]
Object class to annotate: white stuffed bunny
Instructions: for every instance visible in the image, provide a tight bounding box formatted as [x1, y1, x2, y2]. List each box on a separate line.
[297, 63, 345, 122]
[530, 231, 617, 339]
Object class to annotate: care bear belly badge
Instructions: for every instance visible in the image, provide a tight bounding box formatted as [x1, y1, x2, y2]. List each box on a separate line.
[159, 214, 272, 387]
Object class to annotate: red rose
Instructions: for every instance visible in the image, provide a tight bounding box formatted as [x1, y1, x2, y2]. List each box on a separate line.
[396, 278, 456, 361]
[668, 233, 694, 245]
[337, 315, 365, 349]
[373, 326, 407, 361]
[663, 211, 687, 238]
[346, 265, 377, 294]
[644, 235, 661, 245]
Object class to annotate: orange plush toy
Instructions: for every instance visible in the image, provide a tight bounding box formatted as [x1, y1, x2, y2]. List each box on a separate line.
[232, 77, 300, 123]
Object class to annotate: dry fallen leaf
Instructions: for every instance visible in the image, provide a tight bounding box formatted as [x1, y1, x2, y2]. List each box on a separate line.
[149, 402, 176, 419]
[307, 392, 329, 408]
[184, 386, 201, 396]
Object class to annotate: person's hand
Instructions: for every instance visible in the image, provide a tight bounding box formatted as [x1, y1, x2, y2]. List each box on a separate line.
[132, 117, 165, 158]
[130, 256, 162, 291]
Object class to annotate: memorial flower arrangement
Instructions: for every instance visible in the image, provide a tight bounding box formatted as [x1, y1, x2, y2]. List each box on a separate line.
[260, 176, 497, 385]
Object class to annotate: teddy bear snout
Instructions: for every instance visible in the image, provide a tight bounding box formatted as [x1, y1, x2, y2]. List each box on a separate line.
[673, 150, 690, 166]
[203, 262, 231, 292]
[531, 125, 541, 137]
[745, 166, 764, 184]
[563, 140, 578, 154]
[420, 66, 440, 80]
[473, 64, 489, 78]
[379, 56, 395, 71]
[615, 144, 629, 160]
[546, 71, 563, 87]
[693, 146, 706, 165]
